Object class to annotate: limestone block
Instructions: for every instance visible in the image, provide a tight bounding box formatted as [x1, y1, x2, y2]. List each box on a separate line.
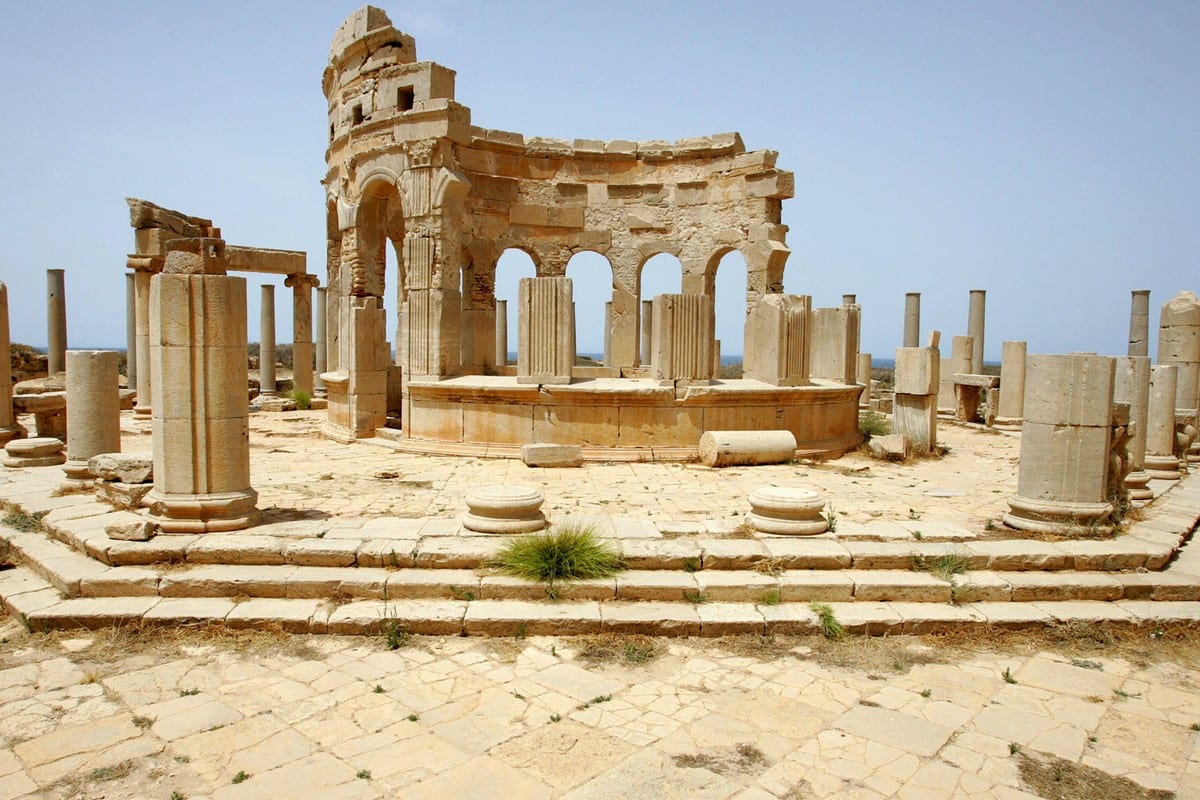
[521, 443, 582, 468]
[1157, 291, 1200, 409]
[1022, 353, 1115, 427]
[517, 277, 573, 385]
[894, 347, 938, 395]
[747, 486, 828, 535]
[105, 520, 156, 541]
[463, 485, 546, 533]
[893, 394, 937, 455]
[698, 430, 796, 467]
[651, 294, 714, 384]
[88, 454, 153, 485]
[867, 433, 911, 461]
[743, 294, 810, 386]
[94, 480, 154, 510]
[809, 306, 860, 384]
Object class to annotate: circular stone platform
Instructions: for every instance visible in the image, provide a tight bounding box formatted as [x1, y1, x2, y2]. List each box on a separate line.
[394, 377, 862, 461]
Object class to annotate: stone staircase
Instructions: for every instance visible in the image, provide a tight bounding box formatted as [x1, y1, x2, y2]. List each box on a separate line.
[2, 468, 1199, 637]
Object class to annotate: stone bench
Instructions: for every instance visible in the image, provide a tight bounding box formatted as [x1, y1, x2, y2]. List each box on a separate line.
[952, 373, 999, 424]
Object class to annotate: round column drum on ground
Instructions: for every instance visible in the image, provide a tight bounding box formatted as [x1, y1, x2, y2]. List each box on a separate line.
[4, 437, 66, 468]
[748, 486, 828, 535]
[464, 485, 546, 533]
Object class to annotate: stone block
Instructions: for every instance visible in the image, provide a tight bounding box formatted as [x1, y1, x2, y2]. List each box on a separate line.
[89, 454, 153, 484]
[867, 433, 910, 461]
[521, 443, 582, 468]
[893, 347, 939, 395]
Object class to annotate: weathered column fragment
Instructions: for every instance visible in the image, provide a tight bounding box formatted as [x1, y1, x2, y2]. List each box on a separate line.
[1004, 353, 1115, 535]
[995, 340, 1027, 425]
[259, 285, 277, 397]
[314, 287, 327, 395]
[1114, 355, 1153, 500]
[857, 353, 872, 389]
[0, 282, 26, 444]
[651, 294, 714, 384]
[125, 274, 137, 387]
[63, 351, 121, 482]
[1158, 291, 1200, 411]
[494, 299, 508, 367]
[743, 294, 810, 386]
[903, 292, 920, 348]
[809, 306, 860, 384]
[517, 277, 574, 385]
[147, 238, 257, 532]
[938, 335, 973, 411]
[133, 271, 153, 416]
[286, 274, 318, 396]
[1145, 365, 1182, 479]
[893, 343, 939, 455]
[323, 296, 389, 442]
[1128, 290, 1150, 357]
[46, 269, 67, 375]
[967, 289, 986, 374]
[640, 299, 653, 367]
[603, 302, 612, 366]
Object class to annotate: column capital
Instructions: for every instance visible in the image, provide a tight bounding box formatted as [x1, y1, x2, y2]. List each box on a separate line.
[285, 273, 321, 290]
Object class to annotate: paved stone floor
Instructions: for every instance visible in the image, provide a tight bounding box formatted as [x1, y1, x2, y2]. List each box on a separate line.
[0, 615, 1197, 800]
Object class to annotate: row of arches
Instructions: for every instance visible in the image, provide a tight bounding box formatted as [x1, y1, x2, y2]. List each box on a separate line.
[492, 249, 749, 364]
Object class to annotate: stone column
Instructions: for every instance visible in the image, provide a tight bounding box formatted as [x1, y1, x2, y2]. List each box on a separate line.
[1003, 353, 1115, 535]
[125, 274, 137, 388]
[63, 350, 121, 482]
[995, 340, 1027, 425]
[652, 294, 715, 385]
[1114, 355, 1153, 500]
[0, 282, 25, 445]
[259, 285, 277, 397]
[1145, 364, 1181, 479]
[938, 335, 973, 411]
[46, 269, 67, 375]
[809, 305, 860, 384]
[323, 295, 389, 442]
[285, 274, 317, 396]
[314, 287, 327, 395]
[517, 277, 574, 385]
[903, 292, 920, 348]
[147, 237, 257, 532]
[744, 294, 811, 386]
[494, 299, 508, 367]
[1128, 290, 1150, 357]
[967, 289, 986, 374]
[133, 270, 153, 417]
[603, 302, 612, 366]
[640, 299, 653, 367]
[1157, 291, 1200, 412]
[893, 345, 939, 455]
[857, 353, 872, 388]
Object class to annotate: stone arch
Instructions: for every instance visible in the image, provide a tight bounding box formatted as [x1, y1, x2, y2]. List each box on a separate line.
[566, 250, 615, 363]
[354, 178, 405, 307]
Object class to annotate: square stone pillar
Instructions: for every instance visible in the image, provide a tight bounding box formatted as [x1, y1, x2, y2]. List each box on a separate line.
[640, 299, 653, 367]
[1003, 353, 1115, 535]
[995, 340, 1027, 425]
[651, 293, 714, 385]
[1158, 292, 1200, 462]
[517, 277, 574, 385]
[285, 274, 318, 396]
[808, 305, 860, 384]
[324, 296, 389, 442]
[743, 293, 810, 386]
[893, 345, 939, 455]
[147, 238, 257, 532]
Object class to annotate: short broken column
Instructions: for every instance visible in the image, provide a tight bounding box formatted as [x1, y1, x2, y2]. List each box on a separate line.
[809, 305, 860, 384]
[147, 237, 258, 532]
[1114, 355, 1152, 501]
[1145, 365, 1182, 479]
[892, 341, 940, 456]
[63, 350, 121, 483]
[640, 299, 653, 367]
[748, 486, 828, 535]
[651, 293, 714, 385]
[698, 430, 796, 467]
[517, 277, 574, 385]
[1128, 289, 1150, 357]
[494, 298, 507, 367]
[1003, 353, 1115, 535]
[938, 335, 973, 411]
[463, 485, 546, 533]
[286, 274, 318, 396]
[903, 292, 920, 348]
[4, 437, 65, 468]
[995, 340, 1027, 426]
[743, 294, 810, 386]
[967, 289, 986, 374]
[46, 269, 67, 375]
[259, 284, 277, 397]
[0, 281, 26, 445]
[857, 353, 872, 389]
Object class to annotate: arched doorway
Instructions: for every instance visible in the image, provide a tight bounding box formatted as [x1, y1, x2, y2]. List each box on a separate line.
[638, 252, 683, 365]
[494, 248, 538, 366]
[566, 251, 614, 366]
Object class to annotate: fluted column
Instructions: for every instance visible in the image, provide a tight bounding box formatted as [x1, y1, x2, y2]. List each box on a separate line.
[517, 277, 573, 385]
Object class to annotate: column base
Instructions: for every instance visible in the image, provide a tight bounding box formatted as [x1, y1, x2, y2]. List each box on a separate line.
[1002, 495, 1114, 536]
[1144, 453, 1182, 480]
[0, 423, 27, 446]
[62, 459, 93, 481]
[1124, 470, 1154, 501]
[146, 488, 259, 533]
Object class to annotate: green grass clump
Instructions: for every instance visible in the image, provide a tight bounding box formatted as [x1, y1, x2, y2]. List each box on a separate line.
[493, 524, 623, 598]
[288, 389, 312, 410]
[810, 602, 843, 640]
[858, 411, 891, 440]
[2, 509, 47, 532]
[911, 552, 970, 582]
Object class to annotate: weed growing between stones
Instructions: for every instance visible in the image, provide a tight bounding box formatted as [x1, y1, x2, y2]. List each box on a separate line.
[379, 607, 411, 650]
[1, 509, 47, 532]
[493, 524, 623, 598]
[288, 388, 312, 410]
[911, 551, 970, 582]
[858, 411, 891, 440]
[810, 603, 843, 640]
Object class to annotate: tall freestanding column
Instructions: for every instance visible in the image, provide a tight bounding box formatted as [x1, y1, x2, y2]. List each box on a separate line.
[0, 282, 25, 445]
[125, 274, 137, 387]
[494, 299, 508, 367]
[147, 238, 257, 532]
[967, 289, 986, 374]
[640, 300, 653, 367]
[259, 285, 277, 397]
[46, 269, 67, 375]
[314, 287, 327, 395]
[1128, 290, 1150, 357]
[1004, 353, 1116, 535]
[903, 292, 920, 348]
[63, 351, 121, 482]
[285, 274, 317, 396]
[1114, 355, 1153, 500]
[1145, 365, 1182, 480]
[995, 340, 1027, 425]
[133, 270, 153, 416]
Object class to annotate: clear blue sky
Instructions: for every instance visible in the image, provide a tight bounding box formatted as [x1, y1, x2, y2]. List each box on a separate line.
[1, 1, 1197, 361]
